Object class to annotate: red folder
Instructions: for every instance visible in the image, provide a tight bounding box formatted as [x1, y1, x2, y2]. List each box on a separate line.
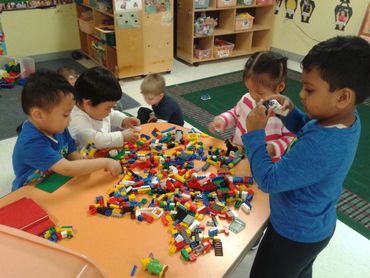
[0, 197, 54, 235]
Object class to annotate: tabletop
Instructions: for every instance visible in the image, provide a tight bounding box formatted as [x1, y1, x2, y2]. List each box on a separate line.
[0, 123, 270, 278]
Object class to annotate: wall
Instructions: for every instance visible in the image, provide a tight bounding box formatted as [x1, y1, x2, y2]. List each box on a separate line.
[0, 4, 80, 57]
[272, 0, 368, 58]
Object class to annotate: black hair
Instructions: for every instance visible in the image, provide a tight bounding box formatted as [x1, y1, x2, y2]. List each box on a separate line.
[302, 36, 370, 104]
[243, 51, 288, 90]
[74, 67, 122, 106]
[21, 69, 75, 115]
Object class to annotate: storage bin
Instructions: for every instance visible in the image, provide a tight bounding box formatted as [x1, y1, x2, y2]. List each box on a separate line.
[0, 56, 35, 79]
[78, 18, 95, 34]
[237, 0, 253, 5]
[216, 0, 236, 8]
[213, 39, 234, 58]
[256, 0, 274, 4]
[194, 48, 212, 60]
[195, 0, 210, 9]
[235, 13, 254, 30]
[194, 16, 217, 36]
[95, 26, 116, 46]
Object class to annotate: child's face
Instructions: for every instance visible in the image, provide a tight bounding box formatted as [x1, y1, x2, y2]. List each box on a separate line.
[36, 93, 75, 136]
[66, 73, 78, 86]
[245, 77, 283, 103]
[84, 100, 116, 120]
[143, 93, 164, 106]
[300, 68, 340, 121]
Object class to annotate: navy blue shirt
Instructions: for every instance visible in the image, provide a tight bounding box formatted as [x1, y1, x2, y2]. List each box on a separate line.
[12, 121, 76, 191]
[243, 108, 360, 243]
[152, 95, 184, 126]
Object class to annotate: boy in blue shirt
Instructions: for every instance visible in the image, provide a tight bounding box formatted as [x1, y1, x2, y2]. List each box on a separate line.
[12, 70, 122, 191]
[243, 36, 370, 277]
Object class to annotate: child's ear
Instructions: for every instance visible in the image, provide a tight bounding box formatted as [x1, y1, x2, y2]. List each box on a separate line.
[337, 88, 355, 108]
[276, 81, 286, 94]
[29, 108, 44, 121]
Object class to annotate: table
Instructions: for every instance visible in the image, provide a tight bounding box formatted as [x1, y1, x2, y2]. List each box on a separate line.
[0, 123, 270, 277]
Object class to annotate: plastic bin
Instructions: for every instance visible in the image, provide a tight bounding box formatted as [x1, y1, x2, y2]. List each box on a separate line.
[195, 0, 209, 9]
[95, 26, 116, 46]
[216, 0, 237, 8]
[78, 18, 95, 34]
[235, 13, 254, 30]
[0, 56, 35, 79]
[194, 48, 212, 60]
[213, 39, 235, 58]
[237, 0, 253, 5]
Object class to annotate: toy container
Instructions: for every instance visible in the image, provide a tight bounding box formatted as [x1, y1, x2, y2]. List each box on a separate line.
[195, 0, 210, 9]
[213, 39, 235, 58]
[235, 13, 254, 30]
[237, 0, 254, 5]
[95, 26, 116, 46]
[216, 0, 237, 8]
[78, 18, 95, 34]
[194, 16, 217, 36]
[194, 48, 212, 60]
[0, 56, 35, 79]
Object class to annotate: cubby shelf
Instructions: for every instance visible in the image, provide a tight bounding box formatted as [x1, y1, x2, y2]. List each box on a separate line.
[176, 0, 275, 64]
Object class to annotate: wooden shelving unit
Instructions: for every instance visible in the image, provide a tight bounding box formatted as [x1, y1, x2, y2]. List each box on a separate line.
[176, 0, 275, 65]
[76, 1, 174, 79]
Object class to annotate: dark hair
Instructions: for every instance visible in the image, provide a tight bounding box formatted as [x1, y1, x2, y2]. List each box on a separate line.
[21, 69, 75, 115]
[302, 36, 370, 104]
[243, 51, 288, 90]
[74, 67, 122, 106]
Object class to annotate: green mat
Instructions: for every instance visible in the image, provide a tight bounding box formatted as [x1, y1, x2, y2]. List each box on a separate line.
[167, 70, 370, 239]
[35, 173, 72, 193]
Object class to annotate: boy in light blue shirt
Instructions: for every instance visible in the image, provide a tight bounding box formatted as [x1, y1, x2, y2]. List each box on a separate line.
[243, 36, 370, 277]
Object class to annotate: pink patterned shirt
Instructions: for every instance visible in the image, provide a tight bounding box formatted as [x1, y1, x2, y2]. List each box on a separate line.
[217, 93, 295, 160]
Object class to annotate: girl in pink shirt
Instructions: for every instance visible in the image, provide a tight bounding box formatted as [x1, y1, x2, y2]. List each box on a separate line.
[209, 51, 295, 161]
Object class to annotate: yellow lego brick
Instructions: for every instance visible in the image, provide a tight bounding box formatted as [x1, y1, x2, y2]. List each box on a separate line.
[169, 245, 177, 254]
[185, 246, 192, 253]
[128, 194, 136, 201]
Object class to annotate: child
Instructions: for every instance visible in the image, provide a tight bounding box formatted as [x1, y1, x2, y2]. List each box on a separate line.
[12, 70, 122, 191]
[69, 67, 140, 150]
[57, 66, 79, 86]
[208, 51, 294, 160]
[244, 36, 370, 277]
[137, 73, 184, 126]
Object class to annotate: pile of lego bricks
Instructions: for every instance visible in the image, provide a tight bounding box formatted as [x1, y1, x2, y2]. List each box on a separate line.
[88, 126, 255, 263]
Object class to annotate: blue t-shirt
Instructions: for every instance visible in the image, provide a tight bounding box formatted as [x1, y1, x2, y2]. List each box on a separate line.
[152, 95, 184, 126]
[242, 108, 360, 243]
[12, 121, 77, 191]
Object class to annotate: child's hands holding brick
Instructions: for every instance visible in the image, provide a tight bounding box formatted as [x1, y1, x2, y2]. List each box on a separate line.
[122, 128, 140, 143]
[208, 117, 226, 133]
[266, 95, 294, 116]
[104, 158, 122, 177]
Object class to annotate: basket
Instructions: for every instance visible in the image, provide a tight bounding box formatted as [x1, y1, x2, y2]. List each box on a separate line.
[0, 56, 35, 79]
[195, 0, 209, 9]
[213, 39, 234, 58]
[78, 18, 95, 34]
[95, 26, 116, 46]
[216, 0, 236, 8]
[194, 17, 217, 36]
[194, 48, 212, 60]
[235, 13, 254, 30]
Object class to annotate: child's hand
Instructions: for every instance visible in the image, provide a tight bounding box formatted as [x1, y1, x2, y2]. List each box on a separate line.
[267, 94, 294, 116]
[122, 128, 140, 143]
[104, 158, 122, 177]
[148, 112, 158, 123]
[246, 102, 271, 132]
[122, 117, 140, 128]
[209, 117, 225, 133]
[266, 143, 276, 158]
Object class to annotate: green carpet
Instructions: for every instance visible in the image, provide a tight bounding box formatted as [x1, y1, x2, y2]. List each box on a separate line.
[167, 70, 370, 240]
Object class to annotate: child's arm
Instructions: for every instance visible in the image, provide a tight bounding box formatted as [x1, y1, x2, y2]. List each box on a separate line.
[266, 125, 295, 159]
[50, 157, 121, 177]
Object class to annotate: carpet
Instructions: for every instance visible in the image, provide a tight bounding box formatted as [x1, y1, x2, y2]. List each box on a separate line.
[167, 70, 370, 240]
[0, 58, 140, 140]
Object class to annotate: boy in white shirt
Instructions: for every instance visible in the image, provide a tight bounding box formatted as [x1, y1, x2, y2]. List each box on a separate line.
[69, 67, 140, 150]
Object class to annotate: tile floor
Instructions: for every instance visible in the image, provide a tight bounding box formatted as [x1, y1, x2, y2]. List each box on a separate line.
[0, 57, 369, 278]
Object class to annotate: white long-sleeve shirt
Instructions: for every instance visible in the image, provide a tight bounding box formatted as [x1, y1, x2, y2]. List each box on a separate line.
[69, 106, 127, 150]
[217, 93, 295, 159]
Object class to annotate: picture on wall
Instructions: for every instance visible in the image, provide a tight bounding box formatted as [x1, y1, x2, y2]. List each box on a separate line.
[334, 0, 353, 31]
[275, 0, 283, 15]
[284, 0, 298, 19]
[300, 0, 315, 23]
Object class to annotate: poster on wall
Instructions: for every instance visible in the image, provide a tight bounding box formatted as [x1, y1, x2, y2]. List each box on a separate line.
[334, 0, 352, 31]
[144, 0, 171, 14]
[0, 20, 7, 56]
[284, 0, 298, 19]
[300, 0, 315, 23]
[114, 0, 142, 12]
[0, 0, 57, 12]
[275, 0, 283, 14]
